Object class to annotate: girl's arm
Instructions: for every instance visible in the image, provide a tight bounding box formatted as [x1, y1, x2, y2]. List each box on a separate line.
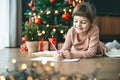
[61, 29, 72, 51]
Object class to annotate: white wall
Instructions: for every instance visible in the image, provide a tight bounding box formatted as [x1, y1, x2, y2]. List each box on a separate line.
[0, 0, 9, 49]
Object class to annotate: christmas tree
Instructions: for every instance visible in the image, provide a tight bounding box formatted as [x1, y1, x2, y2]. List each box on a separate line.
[22, 0, 83, 42]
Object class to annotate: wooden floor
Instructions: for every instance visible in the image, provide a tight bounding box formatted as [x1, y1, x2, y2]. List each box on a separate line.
[0, 48, 120, 80]
[0, 48, 28, 73]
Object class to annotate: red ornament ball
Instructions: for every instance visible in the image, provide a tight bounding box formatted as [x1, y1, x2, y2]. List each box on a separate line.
[67, 0, 72, 4]
[25, 21, 29, 25]
[28, 1, 34, 7]
[49, 38, 56, 44]
[50, 0, 55, 3]
[75, 1, 80, 5]
[32, 7, 36, 11]
[22, 37, 26, 43]
[34, 18, 42, 25]
[62, 13, 70, 20]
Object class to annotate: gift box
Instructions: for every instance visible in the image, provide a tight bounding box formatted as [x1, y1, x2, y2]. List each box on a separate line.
[20, 43, 28, 52]
[58, 43, 64, 50]
[49, 38, 57, 51]
[38, 38, 49, 51]
[49, 44, 57, 51]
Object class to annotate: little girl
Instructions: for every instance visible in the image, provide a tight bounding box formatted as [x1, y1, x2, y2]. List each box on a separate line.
[58, 2, 108, 60]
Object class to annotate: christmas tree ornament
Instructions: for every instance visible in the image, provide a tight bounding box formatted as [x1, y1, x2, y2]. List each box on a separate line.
[49, 38, 56, 44]
[28, 1, 34, 7]
[31, 7, 36, 11]
[22, 36, 26, 43]
[62, 13, 70, 20]
[25, 21, 29, 25]
[50, 0, 55, 3]
[75, 0, 82, 6]
[34, 18, 42, 25]
[67, 0, 73, 4]
[75, 1, 80, 5]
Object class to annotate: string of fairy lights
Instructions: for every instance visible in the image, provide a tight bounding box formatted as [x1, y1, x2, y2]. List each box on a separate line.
[0, 58, 120, 80]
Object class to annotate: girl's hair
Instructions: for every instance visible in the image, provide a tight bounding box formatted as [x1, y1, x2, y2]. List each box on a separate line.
[72, 2, 96, 23]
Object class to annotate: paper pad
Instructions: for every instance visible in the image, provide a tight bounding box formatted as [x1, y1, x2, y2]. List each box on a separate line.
[32, 51, 80, 62]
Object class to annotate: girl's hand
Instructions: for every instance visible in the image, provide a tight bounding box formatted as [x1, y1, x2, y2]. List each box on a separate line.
[57, 52, 64, 61]
[62, 50, 72, 59]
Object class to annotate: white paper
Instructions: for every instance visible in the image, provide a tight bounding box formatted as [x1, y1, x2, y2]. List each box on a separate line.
[32, 51, 56, 57]
[32, 51, 80, 62]
[31, 57, 80, 62]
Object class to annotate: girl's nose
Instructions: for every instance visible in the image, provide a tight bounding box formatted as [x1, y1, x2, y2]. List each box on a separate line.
[77, 22, 82, 27]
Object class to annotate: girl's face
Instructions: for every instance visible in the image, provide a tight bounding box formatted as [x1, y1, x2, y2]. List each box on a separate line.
[73, 16, 91, 34]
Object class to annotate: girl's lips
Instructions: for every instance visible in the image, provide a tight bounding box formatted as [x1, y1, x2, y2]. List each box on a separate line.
[74, 26, 83, 30]
[76, 27, 83, 29]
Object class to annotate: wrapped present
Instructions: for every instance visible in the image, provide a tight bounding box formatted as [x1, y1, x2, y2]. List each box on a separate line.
[20, 43, 28, 52]
[38, 38, 49, 51]
[49, 38, 57, 51]
[58, 43, 64, 50]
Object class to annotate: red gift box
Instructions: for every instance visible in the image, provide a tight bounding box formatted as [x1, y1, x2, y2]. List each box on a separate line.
[20, 43, 28, 52]
[49, 38, 57, 51]
[38, 38, 49, 51]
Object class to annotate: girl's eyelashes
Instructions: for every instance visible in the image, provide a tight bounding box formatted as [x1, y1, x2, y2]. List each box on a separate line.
[74, 20, 88, 24]
[74, 20, 78, 23]
[81, 21, 87, 24]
